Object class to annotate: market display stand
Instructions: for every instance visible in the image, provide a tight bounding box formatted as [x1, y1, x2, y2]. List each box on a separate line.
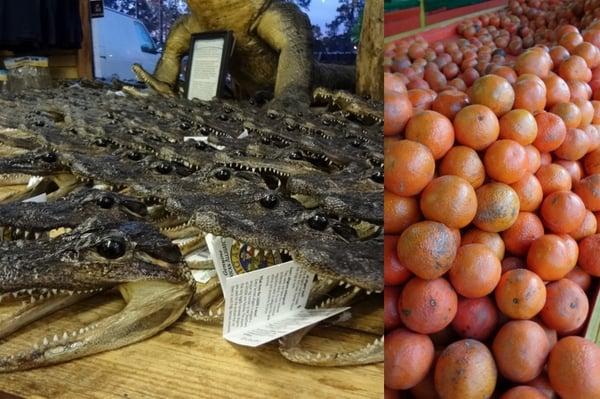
[0, 291, 383, 398]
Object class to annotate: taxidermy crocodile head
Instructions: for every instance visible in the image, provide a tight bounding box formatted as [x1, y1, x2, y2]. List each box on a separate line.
[0, 218, 194, 372]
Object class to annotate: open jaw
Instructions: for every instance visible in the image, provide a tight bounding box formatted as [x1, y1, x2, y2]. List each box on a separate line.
[0, 219, 195, 372]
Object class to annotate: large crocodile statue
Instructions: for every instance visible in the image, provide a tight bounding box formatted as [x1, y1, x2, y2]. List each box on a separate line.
[132, 0, 356, 107]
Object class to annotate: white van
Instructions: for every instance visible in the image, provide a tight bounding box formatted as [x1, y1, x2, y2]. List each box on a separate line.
[91, 8, 160, 81]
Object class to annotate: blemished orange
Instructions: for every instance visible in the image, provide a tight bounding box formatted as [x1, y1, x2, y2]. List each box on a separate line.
[500, 386, 547, 399]
[492, 320, 550, 383]
[501, 212, 545, 256]
[454, 104, 500, 150]
[449, 244, 502, 298]
[419, 176, 477, 228]
[540, 278, 589, 334]
[399, 277, 458, 334]
[544, 73, 571, 108]
[498, 109, 538, 145]
[527, 234, 573, 281]
[535, 163, 573, 195]
[384, 190, 421, 234]
[385, 328, 435, 390]
[554, 127, 591, 161]
[438, 146, 486, 188]
[405, 110, 455, 160]
[384, 139, 435, 197]
[547, 336, 600, 399]
[397, 221, 459, 279]
[551, 102, 583, 129]
[540, 191, 587, 234]
[461, 228, 505, 260]
[434, 340, 497, 399]
[510, 174, 544, 212]
[469, 74, 515, 116]
[484, 139, 528, 184]
[533, 111, 567, 152]
[473, 183, 520, 232]
[513, 74, 547, 113]
[573, 174, 600, 211]
[495, 269, 546, 319]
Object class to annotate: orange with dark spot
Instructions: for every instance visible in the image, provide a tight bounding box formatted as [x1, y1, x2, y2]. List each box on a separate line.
[527, 234, 572, 281]
[469, 74, 515, 116]
[397, 221, 459, 279]
[495, 269, 546, 319]
[484, 139, 528, 184]
[540, 191, 586, 234]
[454, 104, 500, 150]
[499, 109, 538, 145]
[492, 320, 550, 382]
[449, 244, 502, 298]
[510, 174, 544, 212]
[384, 139, 435, 197]
[540, 278, 589, 334]
[473, 183, 520, 232]
[501, 212, 545, 256]
[533, 111, 567, 152]
[405, 110, 455, 160]
[399, 277, 458, 334]
[419, 176, 477, 229]
[438, 146, 485, 188]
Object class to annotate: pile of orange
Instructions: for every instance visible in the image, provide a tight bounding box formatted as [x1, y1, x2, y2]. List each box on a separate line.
[385, 2, 600, 398]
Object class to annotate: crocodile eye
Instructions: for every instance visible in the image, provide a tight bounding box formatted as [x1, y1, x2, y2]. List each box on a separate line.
[41, 152, 57, 163]
[214, 168, 231, 181]
[155, 162, 173, 174]
[371, 171, 384, 184]
[97, 238, 126, 259]
[96, 196, 114, 209]
[260, 194, 278, 209]
[127, 151, 143, 161]
[307, 214, 328, 231]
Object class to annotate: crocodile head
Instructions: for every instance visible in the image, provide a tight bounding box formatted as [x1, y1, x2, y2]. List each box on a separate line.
[0, 218, 194, 372]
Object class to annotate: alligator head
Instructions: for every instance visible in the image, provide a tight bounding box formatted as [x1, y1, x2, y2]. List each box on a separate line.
[0, 218, 194, 372]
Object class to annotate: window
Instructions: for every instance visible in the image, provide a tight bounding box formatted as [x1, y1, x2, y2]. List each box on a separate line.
[134, 21, 157, 53]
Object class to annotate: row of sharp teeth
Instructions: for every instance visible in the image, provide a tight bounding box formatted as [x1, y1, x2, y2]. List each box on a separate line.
[0, 287, 102, 304]
[32, 322, 100, 352]
[224, 162, 289, 178]
[0, 226, 72, 241]
[315, 274, 381, 296]
[229, 237, 290, 257]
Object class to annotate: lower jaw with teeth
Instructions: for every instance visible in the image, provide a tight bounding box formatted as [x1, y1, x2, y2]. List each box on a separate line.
[0, 226, 73, 241]
[0, 280, 193, 372]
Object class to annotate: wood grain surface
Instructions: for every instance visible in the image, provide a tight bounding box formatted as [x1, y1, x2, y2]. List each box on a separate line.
[0, 291, 383, 399]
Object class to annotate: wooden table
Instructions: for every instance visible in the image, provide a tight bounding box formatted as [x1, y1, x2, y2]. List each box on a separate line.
[0, 291, 383, 398]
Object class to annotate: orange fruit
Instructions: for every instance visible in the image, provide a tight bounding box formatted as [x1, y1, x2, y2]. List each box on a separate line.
[560, 234, 579, 269]
[583, 28, 600, 47]
[544, 73, 571, 108]
[573, 174, 600, 211]
[540, 191, 586, 234]
[473, 183, 520, 232]
[397, 221, 459, 279]
[384, 72, 407, 94]
[525, 145, 542, 173]
[469, 74, 515, 116]
[385, 328, 435, 390]
[526, 372, 559, 399]
[547, 336, 600, 399]
[385, 235, 412, 286]
[438, 146, 485, 188]
[451, 296, 499, 341]
[461, 228, 505, 260]
[555, 159, 583, 182]
[501, 212, 545, 256]
[399, 277, 458, 334]
[513, 74, 547, 113]
[584, 148, 600, 174]
[420, 176, 477, 228]
[565, 266, 592, 292]
[495, 269, 546, 319]
[510, 174, 544, 212]
[384, 139, 435, 196]
[575, 99, 594, 128]
[559, 55, 592, 82]
[500, 386, 547, 399]
[449, 244, 502, 298]
[405, 110, 455, 160]
[527, 234, 572, 281]
[431, 90, 470, 120]
[384, 91, 413, 136]
[578, 234, 600, 276]
[591, 100, 600, 123]
[499, 109, 538, 145]
[490, 65, 518, 84]
[540, 278, 589, 334]
[533, 111, 567, 152]
[570, 210, 597, 240]
[515, 48, 553, 78]
[384, 191, 422, 235]
[554, 127, 591, 161]
[551, 102, 583, 129]
[407, 88, 437, 110]
[540, 152, 553, 166]
[535, 163, 573, 195]
[585, 125, 600, 152]
[573, 41, 600, 68]
[550, 45, 571, 68]
[484, 139, 528, 184]
[454, 104, 500, 150]
[567, 79, 592, 101]
[434, 339, 497, 399]
[502, 256, 525, 274]
[492, 320, 550, 383]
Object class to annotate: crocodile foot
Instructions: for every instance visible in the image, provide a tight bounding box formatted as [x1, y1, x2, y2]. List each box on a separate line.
[132, 64, 176, 97]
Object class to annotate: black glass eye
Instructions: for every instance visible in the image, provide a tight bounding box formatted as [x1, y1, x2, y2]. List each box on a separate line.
[94, 138, 108, 147]
[289, 151, 302, 160]
[260, 194, 279, 209]
[260, 137, 271, 145]
[214, 168, 231, 181]
[371, 171, 384, 184]
[308, 214, 328, 231]
[179, 121, 192, 130]
[155, 162, 173, 174]
[96, 196, 115, 209]
[41, 152, 57, 163]
[33, 120, 45, 127]
[97, 238, 126, 259]
[127, 151, 143, 161]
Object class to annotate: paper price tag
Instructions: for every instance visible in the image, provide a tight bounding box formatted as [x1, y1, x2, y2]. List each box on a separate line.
[23, 193, 47, 203]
